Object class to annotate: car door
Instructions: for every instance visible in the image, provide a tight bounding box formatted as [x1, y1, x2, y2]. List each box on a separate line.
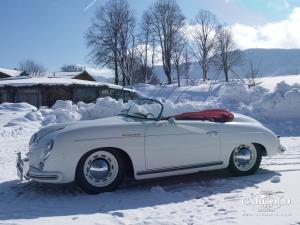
[144, 119, 222, 170]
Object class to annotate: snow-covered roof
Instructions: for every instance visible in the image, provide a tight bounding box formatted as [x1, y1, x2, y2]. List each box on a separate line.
[0, 77, 135, 92]
[48, 71, 84, 79]
[44, 67, 115, 82]
[85, 68, 114, 81]
[0, 68, 23, 77]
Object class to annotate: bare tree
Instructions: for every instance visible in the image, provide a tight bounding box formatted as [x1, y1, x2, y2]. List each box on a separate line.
[115, 2, 136, 86]
[60, 64, 84, 72]
[214, 25, 242, 82]
[191, 10, 217, 81]
[136, 11, 155, 83]
[246, 59, 261, 86]
[172, 35, 187, 87]
[18, 59, 45, 76]
[148, 36, 158, 84]
[147, 0, 185, 84]
[182, 47, 191, 85]
[131, 60, 160, 85]
[117, 30, 136, 86]
[86, 0, 136, 86]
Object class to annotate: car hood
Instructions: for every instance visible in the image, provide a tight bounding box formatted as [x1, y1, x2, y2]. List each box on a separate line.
[33, 123, 71, 143]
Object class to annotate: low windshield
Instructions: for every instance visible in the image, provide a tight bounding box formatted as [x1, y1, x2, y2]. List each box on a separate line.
[120, 98, 164, 121]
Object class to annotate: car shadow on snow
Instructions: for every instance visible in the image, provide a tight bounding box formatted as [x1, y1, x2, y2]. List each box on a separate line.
[0, 168, 282, 220]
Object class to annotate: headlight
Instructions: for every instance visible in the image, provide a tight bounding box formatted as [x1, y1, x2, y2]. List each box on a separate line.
[44, 139, 54, 160]
[29, 133, 37, 146]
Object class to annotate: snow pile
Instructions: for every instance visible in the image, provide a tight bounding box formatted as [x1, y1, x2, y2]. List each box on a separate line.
[1, 79, 300, 135]
[137, 81, 300, 135]
[0, 102, 36, 112]
[236, 82, 300, 135]
[249, 82, 300, 120]
[78, 98, 124, 120]
[218, 83, 268, 110]
[0, 102, 39, 130]
[4, 98, 124, 127]
[41, 101, 82, 125]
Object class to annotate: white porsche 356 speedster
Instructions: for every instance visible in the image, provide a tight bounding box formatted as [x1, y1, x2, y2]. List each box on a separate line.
[17, 98, 285, 194]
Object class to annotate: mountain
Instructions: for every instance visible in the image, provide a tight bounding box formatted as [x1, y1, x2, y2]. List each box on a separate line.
[153, 48, 300, 82]
[240, 48, 300, 76]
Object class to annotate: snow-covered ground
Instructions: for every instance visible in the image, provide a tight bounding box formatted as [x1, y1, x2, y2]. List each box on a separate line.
[0, 75, 300, 225]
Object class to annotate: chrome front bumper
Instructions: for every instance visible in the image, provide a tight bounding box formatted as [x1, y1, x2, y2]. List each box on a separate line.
[16, 152, 63, 183]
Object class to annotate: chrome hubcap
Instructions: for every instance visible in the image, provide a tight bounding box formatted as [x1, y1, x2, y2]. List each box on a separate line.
[84, 151, 119, 187]
[89, 159, 110, 180]
[233, 144, 257, 171]
[235, 147, 251, 166]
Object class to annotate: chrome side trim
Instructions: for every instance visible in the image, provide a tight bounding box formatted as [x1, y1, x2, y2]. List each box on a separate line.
[137, 161, 223, 175]
[121, 133, 142, 137]
[73, 135, 144, 142]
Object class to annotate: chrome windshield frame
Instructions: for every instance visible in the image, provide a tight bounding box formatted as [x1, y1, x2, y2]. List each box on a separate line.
[121, 98, 164, 121]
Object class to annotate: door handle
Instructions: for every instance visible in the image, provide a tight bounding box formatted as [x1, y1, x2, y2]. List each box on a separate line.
[206, 131, 218, 136]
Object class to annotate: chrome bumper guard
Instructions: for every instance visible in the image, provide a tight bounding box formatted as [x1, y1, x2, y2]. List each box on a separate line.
[16, 152, 29, 181]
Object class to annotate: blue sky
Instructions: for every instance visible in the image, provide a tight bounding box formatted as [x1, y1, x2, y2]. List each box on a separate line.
[0, 0, 299, 71]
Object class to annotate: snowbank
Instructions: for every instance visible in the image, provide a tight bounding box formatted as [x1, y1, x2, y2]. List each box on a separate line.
[249, 82, 300, 120]
[1, 79, 299, 135]
[0, 102, 36, 112]
[136, 80, 300, 135]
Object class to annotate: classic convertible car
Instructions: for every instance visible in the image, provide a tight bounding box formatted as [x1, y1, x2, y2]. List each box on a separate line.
[17, 98, 285, 194]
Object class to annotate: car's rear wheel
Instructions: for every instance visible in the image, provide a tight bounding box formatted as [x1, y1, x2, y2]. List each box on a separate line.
[228, 144, 262, 176]
[76, 149, 125, 194]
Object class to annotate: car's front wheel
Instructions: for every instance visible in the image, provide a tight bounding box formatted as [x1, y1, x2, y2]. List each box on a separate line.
[76, 149, 125, 194]
[228, 144, 262, 176]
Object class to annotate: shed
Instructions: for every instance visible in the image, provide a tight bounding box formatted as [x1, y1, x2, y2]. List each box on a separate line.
[0, 77, 138, 107]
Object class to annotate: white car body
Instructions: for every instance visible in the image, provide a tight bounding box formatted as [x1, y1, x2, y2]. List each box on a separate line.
[18, 111, 284, 184]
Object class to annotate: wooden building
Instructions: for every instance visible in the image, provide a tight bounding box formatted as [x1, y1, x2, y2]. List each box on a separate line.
[49, 70, 96, 82]
[0, 77, 139, 107]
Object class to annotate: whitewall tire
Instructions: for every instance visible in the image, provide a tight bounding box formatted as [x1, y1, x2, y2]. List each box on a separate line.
[228, 144, 262, 176]
[76, 149, 125, 194]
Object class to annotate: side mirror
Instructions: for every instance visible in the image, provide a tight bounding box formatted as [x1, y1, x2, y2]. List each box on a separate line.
[168, 117, 176, 125]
